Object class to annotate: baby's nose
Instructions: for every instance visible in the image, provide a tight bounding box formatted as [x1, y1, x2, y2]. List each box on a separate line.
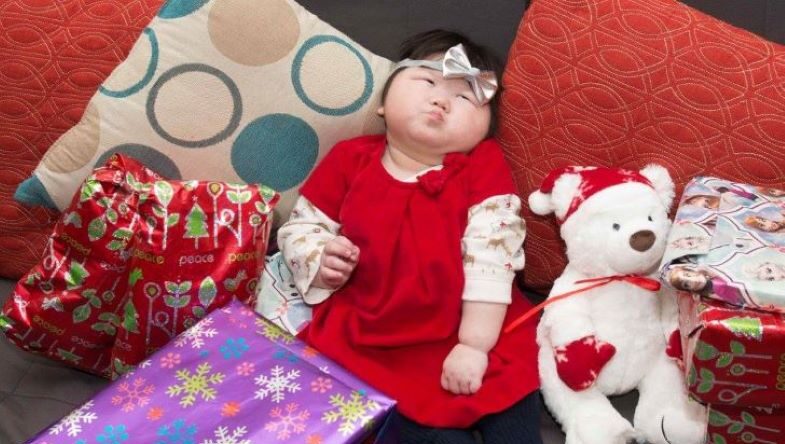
[431, 96, 449, 111]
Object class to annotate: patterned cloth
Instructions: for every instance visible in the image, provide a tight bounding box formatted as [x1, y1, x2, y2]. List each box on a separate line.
[25, 299, 395, 444]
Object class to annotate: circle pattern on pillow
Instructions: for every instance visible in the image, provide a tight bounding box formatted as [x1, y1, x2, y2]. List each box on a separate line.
[42, 103, 100, 173]
[292, 35, 374, 116]
[146, 63, 242, 148]
[208, 0, 300, 66]
[99, 28, 159, 98]
[158, 0, 210, 19]
[19, 0, 392, 225]
[231, 114, 318, 191]
[95, 144, 182, 179]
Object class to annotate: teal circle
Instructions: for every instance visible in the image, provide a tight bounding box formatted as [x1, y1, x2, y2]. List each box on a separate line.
[14, 176, 57, 209]
[146, 63, 242, 148]
[99, 28, 159, 98]
[291, 35, 374, 116]
[158, 0, 210, 19]
[95, 144, 182, 179]
[231, 114, 318, 191]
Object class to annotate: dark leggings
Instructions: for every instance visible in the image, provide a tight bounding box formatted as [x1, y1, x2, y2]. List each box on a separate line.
[388, 390, 544, 444]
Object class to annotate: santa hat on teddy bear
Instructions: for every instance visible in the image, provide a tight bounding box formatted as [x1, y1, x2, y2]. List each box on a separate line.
[528, 165, 675, 225]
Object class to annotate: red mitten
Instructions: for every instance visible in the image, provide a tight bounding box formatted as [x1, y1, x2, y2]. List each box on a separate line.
[666, 328, 683, 361]
[554, 335, 616, 390]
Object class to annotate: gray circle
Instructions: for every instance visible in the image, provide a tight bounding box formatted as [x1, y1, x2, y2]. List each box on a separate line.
[146, 63, 242, 148]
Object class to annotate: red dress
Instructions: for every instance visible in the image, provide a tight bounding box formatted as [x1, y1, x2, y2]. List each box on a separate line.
[298, 134, 539, 428]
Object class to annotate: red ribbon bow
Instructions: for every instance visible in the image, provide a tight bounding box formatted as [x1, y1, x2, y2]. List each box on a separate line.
[417, 152, 468, 195]
[504, 274, 661, 334]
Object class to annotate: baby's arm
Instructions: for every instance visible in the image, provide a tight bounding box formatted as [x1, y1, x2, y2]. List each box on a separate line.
[278, 196, 358, 304]
[441, 195, 526, 395]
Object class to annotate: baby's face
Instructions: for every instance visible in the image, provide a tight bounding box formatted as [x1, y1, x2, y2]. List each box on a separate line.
[379, 55, 491, 161]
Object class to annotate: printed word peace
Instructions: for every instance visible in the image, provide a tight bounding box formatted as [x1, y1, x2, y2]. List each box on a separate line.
[33, 315, 65, 336]
[134, 249, 165, 264]
[178, 253, 215, 266]
[60, 232, 91, 257]
[228, 251, 260, 263]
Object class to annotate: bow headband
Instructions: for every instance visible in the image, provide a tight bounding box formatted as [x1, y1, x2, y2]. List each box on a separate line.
[391, 44, 498, 105]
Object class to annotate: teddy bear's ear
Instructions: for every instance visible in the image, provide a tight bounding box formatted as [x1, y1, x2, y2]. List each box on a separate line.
[529, 173, 582, 217]
[640, 164, 675, 210]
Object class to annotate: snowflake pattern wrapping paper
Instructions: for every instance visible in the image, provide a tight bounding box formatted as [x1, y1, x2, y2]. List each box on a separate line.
[25, 299, 395, 444]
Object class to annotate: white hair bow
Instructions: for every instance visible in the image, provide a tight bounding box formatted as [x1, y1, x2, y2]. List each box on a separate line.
[392, 43, 498, 105]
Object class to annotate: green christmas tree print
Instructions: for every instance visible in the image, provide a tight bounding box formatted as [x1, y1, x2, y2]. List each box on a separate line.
[184, 203, 209, 248]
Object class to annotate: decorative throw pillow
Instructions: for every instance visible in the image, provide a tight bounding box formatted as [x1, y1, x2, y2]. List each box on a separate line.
[498, 0, 785, 290]
[15, 0, 392, 227]
[254, 252, 312, 335]
[0, 0, 164, 279]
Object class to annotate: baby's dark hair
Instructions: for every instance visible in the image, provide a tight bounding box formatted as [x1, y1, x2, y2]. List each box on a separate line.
[380, 29, 503, 136]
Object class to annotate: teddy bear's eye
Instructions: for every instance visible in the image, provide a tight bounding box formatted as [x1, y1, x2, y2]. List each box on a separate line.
[648, 215, 653, 222]
[612, 223, 621, 231]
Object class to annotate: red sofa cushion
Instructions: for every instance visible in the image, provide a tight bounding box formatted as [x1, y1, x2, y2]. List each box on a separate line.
[498, 0, 785, 290]
[0, 0, 164, 279]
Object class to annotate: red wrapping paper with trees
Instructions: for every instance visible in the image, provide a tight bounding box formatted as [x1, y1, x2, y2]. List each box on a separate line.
[679, 292, 785, 408]
[1, 155, 279, 378]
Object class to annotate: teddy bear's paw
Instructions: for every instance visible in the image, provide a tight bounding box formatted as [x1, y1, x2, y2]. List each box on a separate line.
[571, 410, 637, 444]
[658, 408, 707, 444]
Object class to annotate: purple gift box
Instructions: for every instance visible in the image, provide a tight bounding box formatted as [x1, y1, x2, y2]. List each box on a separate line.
[27, 299, 395, 444]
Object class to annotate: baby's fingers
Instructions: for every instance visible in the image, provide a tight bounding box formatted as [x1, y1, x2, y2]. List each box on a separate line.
[323, 255, 355, 274]
[319, 267, 349, 287]
[328, 236, 360, 261]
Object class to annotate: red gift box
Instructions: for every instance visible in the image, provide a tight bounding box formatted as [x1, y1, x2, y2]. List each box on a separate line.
[111, 179, 278, 375]
[2, 155, 279, 378]
[679, 292, 785, 408]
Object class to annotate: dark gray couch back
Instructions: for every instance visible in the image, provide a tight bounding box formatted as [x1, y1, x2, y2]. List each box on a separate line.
[299, 1, 784, 65]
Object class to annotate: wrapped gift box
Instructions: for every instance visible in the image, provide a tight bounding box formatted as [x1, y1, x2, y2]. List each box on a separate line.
[660, 177, 785, 313]
[678, 293, 785, 408]
[254, 252, 312, 335]
[26, 299, 395, 444]
[707, 404, 785, 444]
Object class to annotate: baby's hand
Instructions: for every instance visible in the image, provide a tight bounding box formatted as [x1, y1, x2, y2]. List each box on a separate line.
[441, 343, 488, 395]
[312, 236, 359, 289]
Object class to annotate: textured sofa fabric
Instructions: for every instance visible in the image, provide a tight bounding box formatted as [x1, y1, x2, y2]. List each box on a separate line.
[0, 0, 165, 280]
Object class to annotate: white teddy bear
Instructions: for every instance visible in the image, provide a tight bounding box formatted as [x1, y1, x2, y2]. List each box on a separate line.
[527, 165, 707, 444]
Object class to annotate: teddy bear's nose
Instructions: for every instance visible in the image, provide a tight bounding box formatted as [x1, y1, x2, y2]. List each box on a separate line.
[629, 230, 656, 252]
